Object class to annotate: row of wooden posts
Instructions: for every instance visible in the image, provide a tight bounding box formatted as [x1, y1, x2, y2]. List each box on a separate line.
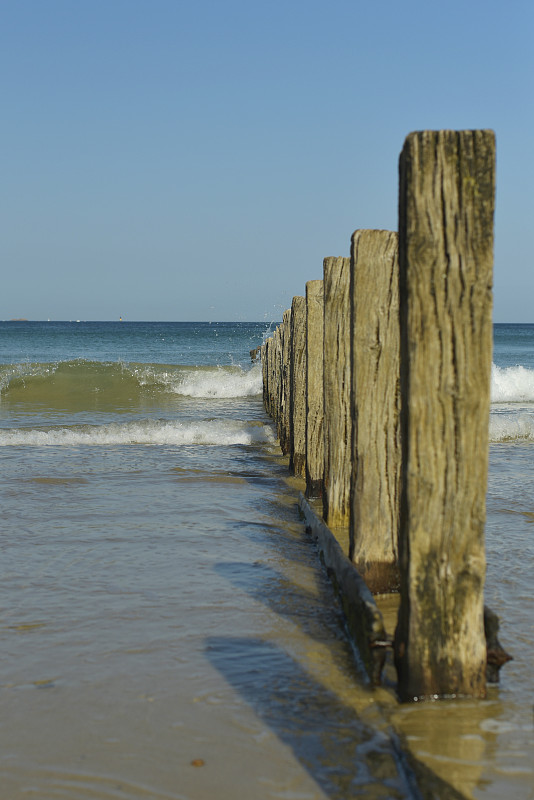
[260, 130, 498, 701]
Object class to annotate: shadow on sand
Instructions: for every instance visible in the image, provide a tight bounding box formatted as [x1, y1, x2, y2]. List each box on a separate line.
[206, 636, 467, 799]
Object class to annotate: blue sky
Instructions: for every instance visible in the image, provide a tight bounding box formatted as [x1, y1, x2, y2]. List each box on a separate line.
[1, 0, 532, 321]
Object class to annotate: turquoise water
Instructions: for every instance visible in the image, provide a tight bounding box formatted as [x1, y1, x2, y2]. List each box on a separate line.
[0, 321, 533, 799]
[0, 321, 266, 367]
[493, 323, 534, 369]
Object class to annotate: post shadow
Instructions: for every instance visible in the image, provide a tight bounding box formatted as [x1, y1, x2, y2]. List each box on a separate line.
[206, 636, 468, 800]
[215, 561, 356, 664]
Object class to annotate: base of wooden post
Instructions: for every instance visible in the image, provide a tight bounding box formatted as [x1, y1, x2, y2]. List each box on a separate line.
[353, 560, 400, 595]
[299, 493, 389, 685]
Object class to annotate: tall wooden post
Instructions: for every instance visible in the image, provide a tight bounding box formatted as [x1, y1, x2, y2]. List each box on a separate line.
[289, 296, 306, 477]
[279, 308, 292, 455]
[394, 130, 495, 700]
[271, 325, 282, 431]
[262, 339, 271, 416]
[323, 256, 352, 529]
[268, 334, 276, 419]
[350, 230, 400, 593]
[305, 280, 324, 498]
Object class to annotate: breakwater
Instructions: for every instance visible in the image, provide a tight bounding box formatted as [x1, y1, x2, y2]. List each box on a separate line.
[261, 129, 511, 700]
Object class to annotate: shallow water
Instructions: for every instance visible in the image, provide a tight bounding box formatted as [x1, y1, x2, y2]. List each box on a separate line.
[1, 439, 414, 799]
[1, 321, 533, 798]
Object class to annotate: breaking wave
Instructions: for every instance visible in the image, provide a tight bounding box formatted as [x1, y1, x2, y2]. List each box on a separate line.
[489, 364, 534, 442]
[0, 418, 275, 447]
[0, 360, 263, 409]
[489, 412, 534, 443]
[491, 364, 534, 403]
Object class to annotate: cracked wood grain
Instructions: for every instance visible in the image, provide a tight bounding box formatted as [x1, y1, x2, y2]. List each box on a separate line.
[305, 280, 324, 498]
[394, 129, 495, 700]
[350, 230, 400, 593]
[289, 296, 306, 477]
[323, 256, 352, 528]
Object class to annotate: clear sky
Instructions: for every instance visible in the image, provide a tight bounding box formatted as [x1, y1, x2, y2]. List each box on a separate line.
[1, 0, 532, 322]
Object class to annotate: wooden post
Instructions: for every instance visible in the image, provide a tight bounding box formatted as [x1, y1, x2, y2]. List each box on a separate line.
[350, 230, 400, 593]
[305, 280, 324, 498]
[270, 332, 278, 421]
[394, 130, 495, 700]
[289, 296, 306, 477]
[323, 256, 352, 529]
[262, 339, 271, 416]
[274, 326, 282, 426]
[270, 325, 282, 431]
[279, 308, 292, 455]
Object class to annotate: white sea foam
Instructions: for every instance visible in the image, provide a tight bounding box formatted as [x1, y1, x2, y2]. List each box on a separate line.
[488, 364, 534, 441]
[491, 364, 534, 403]
[489, 412, 534, 442]
[0, 418, 276, 447]
[176, 364, 263, 398]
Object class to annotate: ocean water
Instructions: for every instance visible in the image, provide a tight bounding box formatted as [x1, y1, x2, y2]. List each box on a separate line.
[0, 320, 533, 799]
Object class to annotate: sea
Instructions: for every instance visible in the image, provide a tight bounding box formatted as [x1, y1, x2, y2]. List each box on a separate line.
[0, 320, 533, 800]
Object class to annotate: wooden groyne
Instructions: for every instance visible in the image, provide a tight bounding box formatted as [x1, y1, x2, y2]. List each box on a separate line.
[260, 129, 511, 700]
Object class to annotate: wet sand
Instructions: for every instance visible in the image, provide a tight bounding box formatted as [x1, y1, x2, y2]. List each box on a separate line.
[2, 439, 533, 799]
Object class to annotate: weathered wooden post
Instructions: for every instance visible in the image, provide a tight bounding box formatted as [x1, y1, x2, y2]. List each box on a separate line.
[323, 256, 352, 529]
[271, 325, 282, 430]
[262, 339, 271, 416]
[278, 309, 292, 455]
[266, 330, 276, 420]
[305, 280, 324, 498]
[274, 326, 282, 425]
[394, 130, 495, 700]
[350, 230, 400, 593]
[289, 296, 306, 477]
